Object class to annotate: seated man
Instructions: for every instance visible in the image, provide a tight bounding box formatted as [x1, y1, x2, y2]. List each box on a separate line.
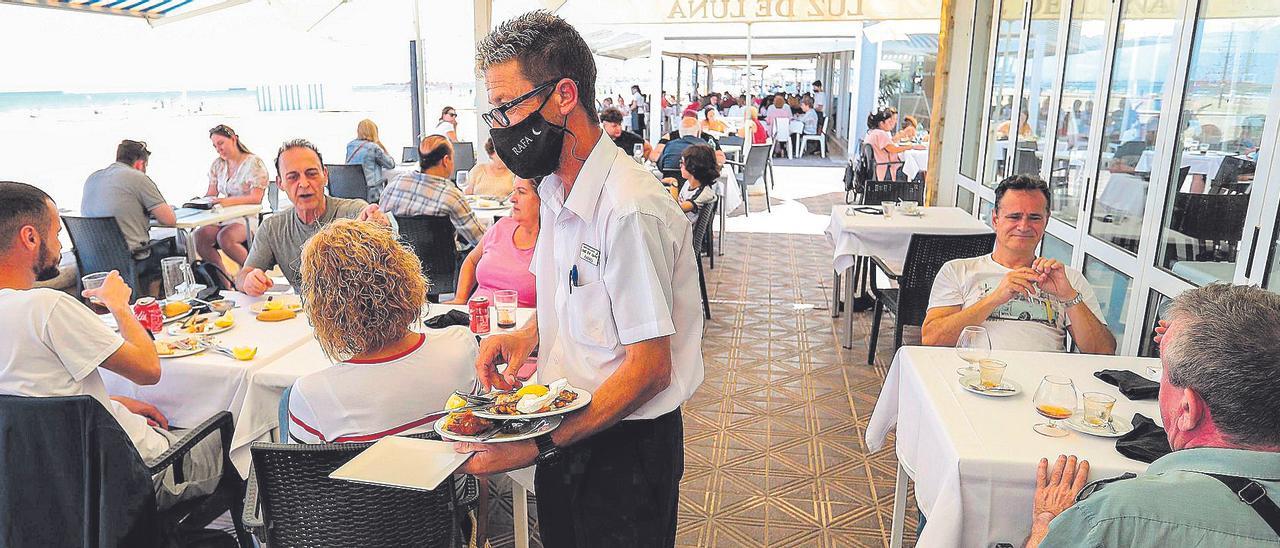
[601, 107, 651, 158]
[922, 175, 1115, 354]
[379, 135, 486, 248]
[235, 139, 391, 295]
[286, 219, 478, 443]
[651, 114, 726, 163]
[1028, 283, 1280, 547]
[80, 140, 180, 276]
[654, 116, 712, 181]
[0, 181, 220, 509]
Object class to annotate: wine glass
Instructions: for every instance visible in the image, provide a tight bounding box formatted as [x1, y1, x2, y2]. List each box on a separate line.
[955, 326, 991, 376]
[1032, 375, 1077, 437]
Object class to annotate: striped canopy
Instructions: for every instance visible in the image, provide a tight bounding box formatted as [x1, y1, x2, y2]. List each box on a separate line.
[0, 0, 218, 21]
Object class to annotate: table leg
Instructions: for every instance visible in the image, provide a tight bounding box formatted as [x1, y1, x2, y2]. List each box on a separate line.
[718, 198, 726, 256]
[890, 462, 908, 548]
[843, 265, 855, 349]
[831, 270, 842, 318]
[513, 481, 530, 548]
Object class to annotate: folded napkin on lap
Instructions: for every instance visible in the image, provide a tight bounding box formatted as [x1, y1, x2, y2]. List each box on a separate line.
[424, 309, 470, 329]
[1116, 413, 1172, 464]
[1094, 369, 1159, 400]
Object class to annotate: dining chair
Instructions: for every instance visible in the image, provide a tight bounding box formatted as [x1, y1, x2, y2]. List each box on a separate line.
[61, 215, 160, 298]
[861, 180, 925, 205]
[691, 201, 719, 320]
[724, 142, 773, 215]
[452, 141, 476, 181]
[324, 164, 369, 200]
[402, 146, 419, 163]
[799, 115, 828, 158]
[397, 215, 460, 303]
[867, 232, 997, 364]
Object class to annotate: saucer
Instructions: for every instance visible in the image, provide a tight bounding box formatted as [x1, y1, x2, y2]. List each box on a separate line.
[959, 375, 1021, 397]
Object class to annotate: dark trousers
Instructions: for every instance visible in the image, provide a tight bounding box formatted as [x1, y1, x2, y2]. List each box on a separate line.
[535, 408, 683, 548]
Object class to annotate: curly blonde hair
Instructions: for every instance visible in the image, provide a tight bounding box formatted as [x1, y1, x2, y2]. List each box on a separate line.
[299, 219, 427, 361]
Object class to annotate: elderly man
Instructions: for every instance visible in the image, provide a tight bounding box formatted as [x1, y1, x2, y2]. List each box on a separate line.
[457, 10, 704, 547]
[600, 106, 650, 158]
[651, 115, 726, 165]
[379, 135, 486, 247]
[1028, 284, 1280, 547]
[235, 139, 390, 295]
[922, 175, 1115, 354]
[0, 181, 222, 510]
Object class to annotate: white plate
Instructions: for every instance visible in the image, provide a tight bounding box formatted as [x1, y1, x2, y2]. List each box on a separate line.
[471, 202, 508, 211]
[1064, 414, 1133, 438]
[472, 387, 592, 420]
[250, 296, 303, 315]
[155, 337, 209, 359]
[434, 414, 561, 443]
[165, 312, 234, 336]
[959, 375, 1022, 397]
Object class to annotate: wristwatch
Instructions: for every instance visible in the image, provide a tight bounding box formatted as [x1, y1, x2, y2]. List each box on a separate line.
[1059, 292, 1085, 308]
[534, 433, 561, 464]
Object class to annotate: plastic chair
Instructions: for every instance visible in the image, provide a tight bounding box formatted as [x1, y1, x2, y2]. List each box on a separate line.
[724, 142, 773, 216]
[452, 141, 477, 181]
[0, 395, 251, 547]
[243, 441, 458, 547]
[325, 164, 369, 200]
[862, 180, 925, 205]
[800, 115, 828, 158]
[772, 120, 794, 159]
[867, 233, 997, 364]
[397, 215, 460, 302]
[691, 201, 718, 320]
[61, 215, 159, 298]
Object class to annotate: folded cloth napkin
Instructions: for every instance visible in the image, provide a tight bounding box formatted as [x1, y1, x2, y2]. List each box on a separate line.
[1116, 413, 1172, 464]
[424, 309, 470, 329]
[1094, 369, 1159, 400]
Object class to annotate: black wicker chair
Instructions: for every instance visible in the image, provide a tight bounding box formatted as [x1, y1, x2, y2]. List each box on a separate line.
[61, 215, 162, 298]
[325, 164, 369, 200]
[398, 215, 460, 302]
[452, 141, 477, 181]
[861, 180, 925, 205]
[243, 441, 460, 547]
[867, 232, 997, 364]
[402, 146, 419, 163]
[692, 201, 719, 320]
[724, 142, 773, 216]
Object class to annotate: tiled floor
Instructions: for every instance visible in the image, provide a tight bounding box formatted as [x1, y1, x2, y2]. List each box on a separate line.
[484, 185, 919, 547]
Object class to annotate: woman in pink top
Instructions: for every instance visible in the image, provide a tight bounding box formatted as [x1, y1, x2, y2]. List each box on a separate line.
[448, 177, 539, 307]
[864, 107, 926, 180]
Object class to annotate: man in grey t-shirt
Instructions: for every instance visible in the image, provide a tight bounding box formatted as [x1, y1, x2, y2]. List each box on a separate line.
[81, 140, 178, 263]
[236, 139, 391, 295]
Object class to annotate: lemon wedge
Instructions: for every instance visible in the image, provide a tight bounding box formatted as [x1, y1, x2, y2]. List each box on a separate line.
[214, 312, 234, 328]
[231, 346, 258, 361]
[515, 384, 549, 398]
[445, 394, 469, 410]
[264, 300, 282, 311]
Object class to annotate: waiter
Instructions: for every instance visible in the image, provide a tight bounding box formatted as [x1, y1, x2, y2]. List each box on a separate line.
[454, 10, 704, 547]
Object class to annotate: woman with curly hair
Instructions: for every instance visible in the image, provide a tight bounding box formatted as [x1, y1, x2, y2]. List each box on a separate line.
[284, 218, 478, 443]
[662, 143, 720, 223]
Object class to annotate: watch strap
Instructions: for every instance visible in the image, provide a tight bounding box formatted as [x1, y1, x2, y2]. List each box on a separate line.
[1060, 292, 1085, 308]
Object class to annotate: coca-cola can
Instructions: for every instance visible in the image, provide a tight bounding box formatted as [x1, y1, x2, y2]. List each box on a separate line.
[469, 296, 491, 335]
[133, 297, 163, 334]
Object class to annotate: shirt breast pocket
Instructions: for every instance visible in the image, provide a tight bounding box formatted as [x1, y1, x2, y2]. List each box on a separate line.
[566, 279, 620, 349]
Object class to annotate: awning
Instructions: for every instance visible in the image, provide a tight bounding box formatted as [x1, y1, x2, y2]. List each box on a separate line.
[0, 0, 246, 23]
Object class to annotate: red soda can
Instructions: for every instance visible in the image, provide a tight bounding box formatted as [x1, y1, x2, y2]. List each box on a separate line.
[469, 296, 491, 335]
[133, 297, 163, 334]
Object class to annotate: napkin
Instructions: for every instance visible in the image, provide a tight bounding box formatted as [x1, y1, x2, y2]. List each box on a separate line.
[424, 309, 470, 329]
[1115, 413, 1171, 464]
[1094, 370, 1159, 400]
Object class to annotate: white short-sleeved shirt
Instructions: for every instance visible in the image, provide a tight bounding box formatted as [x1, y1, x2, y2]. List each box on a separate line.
[928, 254, 1106, 352]
[287, 326, 478, 443]
[0, 288, 170, 460]
[429, 120, 456, 139]
[534, 134, 705, 420]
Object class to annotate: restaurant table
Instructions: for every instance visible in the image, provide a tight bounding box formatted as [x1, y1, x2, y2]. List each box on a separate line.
[825, 206, 992, 347]
[1137, 149, 1228, 183]
[167, 204, 263, 261]
[900, 148, 930, 180]
[1095, 172, 1148, 215]
[866, 346, 1161, 548]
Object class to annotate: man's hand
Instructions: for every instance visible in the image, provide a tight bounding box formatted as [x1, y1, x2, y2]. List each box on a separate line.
[111, 396, 169, 429]
[1032, 258, 1077, 302]
[357, 204, 390, 226]
[1033, 454, 1089, 523]
[1153, 319, 1169, 345]
[83, 270, 133, 312]
[475, 330, 538, 391]
[453, 439, 538, 475]
[239, 268, 272, 296]
[990, 268, 1042, 306]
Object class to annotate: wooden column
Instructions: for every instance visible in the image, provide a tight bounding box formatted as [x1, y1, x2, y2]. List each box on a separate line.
[925, 0, 957, 206]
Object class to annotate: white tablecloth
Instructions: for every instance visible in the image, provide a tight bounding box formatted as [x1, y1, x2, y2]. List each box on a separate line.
[825, 206, 992, 273]
[1095, 172, 1148, 215]
[866, 347, 1160, 548]
[716, 164, 744, 215]
[1136, 150, 1228, 181]
[901, 148, 930, 180]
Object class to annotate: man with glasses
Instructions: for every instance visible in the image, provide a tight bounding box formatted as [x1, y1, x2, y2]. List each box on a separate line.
[454, 10, 704, 547]
[429, 106, 459, 142]
[921, 175, 1114, 354]
[1026, 284, 1280, 547]
[81, 140, 181, 279]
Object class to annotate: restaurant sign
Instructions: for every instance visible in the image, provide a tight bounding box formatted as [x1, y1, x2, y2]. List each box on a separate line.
[660, 0, 941, 22]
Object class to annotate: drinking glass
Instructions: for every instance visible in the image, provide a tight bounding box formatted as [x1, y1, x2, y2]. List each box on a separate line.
[881, 201, 896, 218]
[1032, 375, 1077, 437]
[633, 143, 644, 161]
[82, 272, 109, 304]
[1082, 392, 1116, 428]
[161, 257, 191, 301]
[494, 290, 518, 330]
[955, 326, 990, 375]
[456, 170, 469, 190]
[977, 359, 1007, 389]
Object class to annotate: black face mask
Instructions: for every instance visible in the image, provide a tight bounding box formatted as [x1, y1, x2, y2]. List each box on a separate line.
[489, 92, 567, 180]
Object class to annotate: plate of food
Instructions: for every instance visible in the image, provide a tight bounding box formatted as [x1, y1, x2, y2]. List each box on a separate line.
[249, 295, 303, 315]
[153, 336, 209, 359]
[166, 311, 235, 336]
[466, 196, 508, 210]
[434, 411, 561, 443]
[471, 379, 591, 420]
